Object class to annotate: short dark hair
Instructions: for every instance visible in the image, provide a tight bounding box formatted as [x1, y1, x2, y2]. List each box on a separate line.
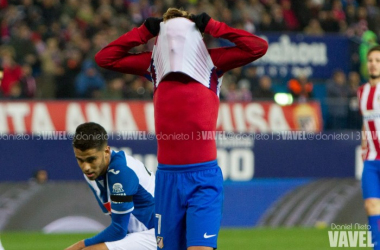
[367, 45, 380, 57]
[73, 122, 108, 151]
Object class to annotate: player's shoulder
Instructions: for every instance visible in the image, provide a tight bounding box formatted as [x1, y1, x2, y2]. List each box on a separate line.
[358, 83, 369, 90]
[125, 154, 145, 169]
[108, 150, 144, 176]
[357, 82, 370, 95]
[108, 151, 139, 187]
[108, 150, 127, 172]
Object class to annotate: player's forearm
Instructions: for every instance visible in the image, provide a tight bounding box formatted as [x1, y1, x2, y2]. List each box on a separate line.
[94, 25, 153, 71]
[205, 18, 268, 59]
[362, 125, 367, 148]
[65, 240, 85, 250]
[362, 125, 368, 161]
[84, 213, 130, 247]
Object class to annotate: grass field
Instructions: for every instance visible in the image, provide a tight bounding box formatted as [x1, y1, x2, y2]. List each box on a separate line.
[1, 228, 372, 250]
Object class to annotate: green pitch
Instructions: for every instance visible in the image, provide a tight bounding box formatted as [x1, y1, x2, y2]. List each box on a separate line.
[0, 228, 372, 250]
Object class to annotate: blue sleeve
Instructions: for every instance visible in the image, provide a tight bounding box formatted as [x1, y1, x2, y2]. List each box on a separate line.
[84, 213, 130, 246]
[108, 152, 139, 214]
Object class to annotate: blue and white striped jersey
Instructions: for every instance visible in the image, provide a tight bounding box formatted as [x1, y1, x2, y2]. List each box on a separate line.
[84, 150, 155, 233]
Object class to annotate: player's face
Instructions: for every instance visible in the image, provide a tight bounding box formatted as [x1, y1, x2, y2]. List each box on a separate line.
[367, 51, 380, 79]
[74, 146, 111, 180]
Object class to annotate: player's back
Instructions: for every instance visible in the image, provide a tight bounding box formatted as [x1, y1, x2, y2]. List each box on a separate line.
[154, 72, 219, 165]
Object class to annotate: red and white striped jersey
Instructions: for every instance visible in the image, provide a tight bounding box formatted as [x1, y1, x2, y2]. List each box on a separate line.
[152, 18, 223, 96]
[95, 18, 268, 165]
[358, 83, 380, 160]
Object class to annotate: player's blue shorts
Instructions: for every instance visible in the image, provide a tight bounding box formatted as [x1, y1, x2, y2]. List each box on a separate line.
[154, 160, 223, 250]
[362, 160, 380, 199]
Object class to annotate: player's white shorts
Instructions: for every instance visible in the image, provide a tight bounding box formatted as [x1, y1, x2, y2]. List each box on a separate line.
[105, 228, 156, 250]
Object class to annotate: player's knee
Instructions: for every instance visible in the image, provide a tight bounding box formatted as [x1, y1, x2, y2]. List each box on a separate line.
[187, 247, 214, 250]
[365, 199, 380, 215]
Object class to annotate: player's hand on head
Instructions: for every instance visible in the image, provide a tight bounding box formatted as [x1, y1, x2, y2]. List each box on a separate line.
[144, 17, 163, 36]
[190, 12, 211, 33]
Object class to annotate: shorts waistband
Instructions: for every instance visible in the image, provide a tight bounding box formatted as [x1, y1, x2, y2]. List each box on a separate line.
[157, 160, 218, 172]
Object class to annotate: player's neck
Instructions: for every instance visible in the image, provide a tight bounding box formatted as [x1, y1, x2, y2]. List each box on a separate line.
[369, 77, 380, 86]
[100, 157, 111, 177]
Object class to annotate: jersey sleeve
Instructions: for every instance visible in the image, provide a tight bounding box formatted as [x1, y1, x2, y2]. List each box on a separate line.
[107, 151, 139, 215]
[94, 24, 153, 80]
[205, 18, 268, 74]
[84, 213, 130, 246]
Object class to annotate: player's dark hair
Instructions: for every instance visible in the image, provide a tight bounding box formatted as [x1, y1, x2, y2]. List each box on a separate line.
[367, 45, 380, 57]
[72, 122, 108, 151]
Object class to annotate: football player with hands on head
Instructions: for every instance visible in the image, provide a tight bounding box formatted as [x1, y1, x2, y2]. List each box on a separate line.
[95, 8, 268, 250]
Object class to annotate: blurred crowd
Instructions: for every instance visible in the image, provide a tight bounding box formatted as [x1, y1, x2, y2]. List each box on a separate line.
[0, 0, 378, 128]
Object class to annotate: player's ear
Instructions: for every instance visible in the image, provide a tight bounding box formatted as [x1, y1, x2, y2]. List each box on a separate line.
[104, 145, 111, 156]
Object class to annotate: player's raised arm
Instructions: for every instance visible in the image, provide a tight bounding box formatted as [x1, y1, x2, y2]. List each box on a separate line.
[94, 18, 162, 77]
[195, 13, 268, 73]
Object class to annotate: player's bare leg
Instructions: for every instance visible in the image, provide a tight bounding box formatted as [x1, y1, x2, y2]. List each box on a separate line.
[188, 247, 213, 250]
[83, 243, 108, 250]
[365, 198, 380, 215]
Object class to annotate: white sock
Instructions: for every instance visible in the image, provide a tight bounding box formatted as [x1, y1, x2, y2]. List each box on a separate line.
[0, 239, 4, 250]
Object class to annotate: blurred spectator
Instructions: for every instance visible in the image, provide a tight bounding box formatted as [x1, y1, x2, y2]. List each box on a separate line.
[332, 0, 346, 22]
[55, 49, 82, 99]
[363, 0, 380, 36]
[270, 4, 287, 31]
[246, 0, 264, 25]
[355, 7, 370, 37]
[291, 0, 312, 30]
[0, 52, 22, 98]
[345, 4, 357, 26]
[238, 80, 253, 101]
[19, 63, 36, 98]
[259, 11, 276, 31]
[229, 67, 244, 85]
[253, 75, 275, 100]
[75, 60, 105, 98]
[39, 37, 62, 98]
[30, 169, 49, 185]
[319, 11, 340, 32]
[360, 30, 378, 80]
[9, 24, 37, 64]
[224, 82, 241, 102]
[242, 66, 260, 93]
[288, 75, 313, 101]
[102, 78, 125, 100]
[8, 82, 21, 99]
[281, 0, 299, 31]
[304, 19, 324, 35]
[347, 71, 362, 129]
[125, 77, 152, 100]
[348, 71, 361, 98]
[326, 70, 350, 129]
